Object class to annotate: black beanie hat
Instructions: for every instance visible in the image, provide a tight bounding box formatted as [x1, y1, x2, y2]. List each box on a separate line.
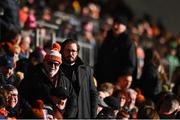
[50, 87, 68, 100]
[104, 96, 120, 110]
[113, 15, 128, 26]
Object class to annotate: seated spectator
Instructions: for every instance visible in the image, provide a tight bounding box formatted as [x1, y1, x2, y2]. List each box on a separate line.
[99, 82, 114, 96]
[115, 74, 133, 91]
[4, 84, 20, 118]
[50, 87, 68, 114]
[112, 89, 129, 111]
[0, 55, 21, 87]
[138, 106, 160, 119]
[159, 93, 179, 119]
[97, 96, 120, 119]
[13, 44, 21, 62]
[97, 90, 109, 114]
[16, 47, 46, 76]
[19, 33, 32, 59]
[96, 96, 108, 115]
[138, 98, 156, 111]
[22, 99, 45, 119]
[125, 88, 138, 119]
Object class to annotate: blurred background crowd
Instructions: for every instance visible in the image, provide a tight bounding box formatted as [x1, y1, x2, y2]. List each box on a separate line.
[1, 0, 180, 119]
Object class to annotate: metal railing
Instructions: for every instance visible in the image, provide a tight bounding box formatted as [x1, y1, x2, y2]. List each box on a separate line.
[78, 41, 95, 67]
[35, 21, 95, 66]
[35, 21, 59, 48]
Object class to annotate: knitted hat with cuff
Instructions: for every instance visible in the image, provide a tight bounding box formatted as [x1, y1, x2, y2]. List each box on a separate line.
[44, 42, 62, 64]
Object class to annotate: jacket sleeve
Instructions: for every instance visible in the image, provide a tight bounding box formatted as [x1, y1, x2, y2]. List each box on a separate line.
[122, 39, 137, 76]
[63, 77, 77, 118]
[89, 67, 98, 118]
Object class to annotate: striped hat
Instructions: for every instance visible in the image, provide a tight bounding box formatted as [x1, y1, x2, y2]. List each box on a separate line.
[44, 42, 62, 64]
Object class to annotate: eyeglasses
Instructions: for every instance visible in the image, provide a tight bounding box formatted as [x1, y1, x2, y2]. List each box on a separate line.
[9, 91, 18, 96]
[64, 49, 77, 53]
[47, 61, 60, 67]
[11, 93, 18, 96]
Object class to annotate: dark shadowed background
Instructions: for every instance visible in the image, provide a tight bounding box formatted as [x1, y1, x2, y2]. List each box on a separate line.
[125, 0, 180, 35]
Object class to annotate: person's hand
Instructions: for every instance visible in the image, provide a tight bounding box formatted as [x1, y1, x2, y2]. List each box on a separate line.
[16, 71, 24, 80]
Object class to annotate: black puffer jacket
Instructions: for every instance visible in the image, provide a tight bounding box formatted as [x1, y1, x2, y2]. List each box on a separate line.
[19, 63, 77, 118]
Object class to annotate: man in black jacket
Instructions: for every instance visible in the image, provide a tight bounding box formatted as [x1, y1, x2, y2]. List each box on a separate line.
[94, 15, 137, 86]
[61, 39, 98, 118]
[19, 42, 77, 118]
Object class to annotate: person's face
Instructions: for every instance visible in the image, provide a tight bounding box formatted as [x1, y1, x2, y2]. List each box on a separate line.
[21, 36, 31, 50]
[57, 99, 67, 110]
[7, 89, 18, 108]
[119, 95, 127, 107]
[51, 96, 67, 110]
[117, 75, 132, 90]
[128, 93, 137, 105]
[112, 23, 127, 35]
[44, 61, 60, 78]
[98, 91, 110, 99]
[63, 43, 78, 64]
[14, 47, 20, 62]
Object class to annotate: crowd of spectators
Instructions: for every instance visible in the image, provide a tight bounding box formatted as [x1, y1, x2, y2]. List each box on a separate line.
[1, 0, 180, 119]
